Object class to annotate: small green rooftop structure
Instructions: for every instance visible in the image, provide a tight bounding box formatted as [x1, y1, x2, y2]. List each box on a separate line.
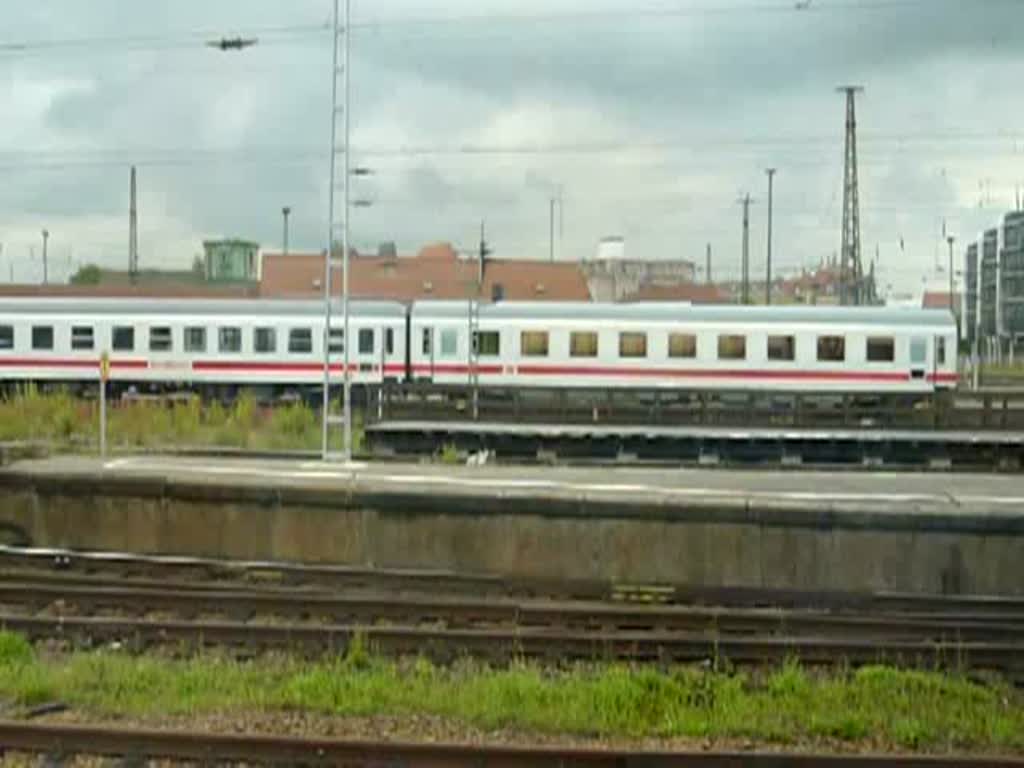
[202, 239, 259, 283]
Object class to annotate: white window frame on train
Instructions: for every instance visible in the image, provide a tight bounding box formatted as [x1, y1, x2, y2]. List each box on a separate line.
[32, 326, 54, 351]
[440, 329, 458, 358]
[570, 331, 598, 358]
[866, 336, 895, 363]
[619, 332, 647, 359]
[358, 329, 375, 355]
[112, 326, 134, 352]
[184, 327, 206, 353]
[817, 335, 845, 363]
[288, 328, 313, 355]
[329, 329, 345, 354]
[521, 331, 549, 357]
[668, 333, 696, 359]
[473, 330, 500, 357]
[718, 334, 746, 361]
[150, 327, 173, 353]
[71, 326, 94, 351]
[767, 335, 795, 362]
[218, 327, 242, 354]
[255, 327, 277, 354]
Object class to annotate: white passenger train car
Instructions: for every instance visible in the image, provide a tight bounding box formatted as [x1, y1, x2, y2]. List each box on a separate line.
[410, 302, 959, 393]
[0, 298, 407, 389]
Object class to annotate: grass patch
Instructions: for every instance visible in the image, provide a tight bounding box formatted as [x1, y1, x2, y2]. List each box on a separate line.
[0, 632, 1020, 752]
[0, 388, 364, 454]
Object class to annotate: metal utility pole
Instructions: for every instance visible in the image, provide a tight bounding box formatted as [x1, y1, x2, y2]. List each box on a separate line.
[322, 0, 352, 462]
[765, 168, 776, 305]
[738, 195, 753, 305]
[129, 166, 138, 284]
[41, 230, 49, 285]
[706, 243, 712, 285]
[282, 206, 291, 256]
[947, 234, 958, 342]
[548, 195, 563, 263]
[838, 85, 864, 305]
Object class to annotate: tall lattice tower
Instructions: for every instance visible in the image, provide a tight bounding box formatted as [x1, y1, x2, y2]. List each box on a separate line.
[837, 86, 864, 305]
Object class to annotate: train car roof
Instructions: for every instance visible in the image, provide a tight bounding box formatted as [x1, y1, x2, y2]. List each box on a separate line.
[411, 300, 957, 329]
[0, 298, 407, 317]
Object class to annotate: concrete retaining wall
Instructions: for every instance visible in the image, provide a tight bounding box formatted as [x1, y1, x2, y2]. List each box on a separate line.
[0, 470, 1022, 596]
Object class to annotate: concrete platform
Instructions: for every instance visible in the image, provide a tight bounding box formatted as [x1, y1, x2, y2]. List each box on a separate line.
[1, 455, 1024, 596]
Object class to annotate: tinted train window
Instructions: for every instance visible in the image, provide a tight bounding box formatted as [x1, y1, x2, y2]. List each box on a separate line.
[937, 337, 946, 366]
[619, 332, 647, 359]
[0, 326, 12, 351]
[421, 329, 431, 356]
[718, 335, 746, 361]
[867, 337, 895, 362]
[359, 329, 374, 355]
[184, 327, 206, 353]
[474, 331, 500, 357]
[910, 338, 927, 365]
[289, 329, 313, 354]
[329, 329, 344, 353]
[32, 326, 54, 351]
[521, 331, 549, 357]
[817, 336, 845, 362]
[570, 331, 598, 358]
[112, 327, 134, 352]
[255, 328, 277, 354]
[71, 326, 94, 351]
[150, 327, 172, 352]
[668, 333, 696, 359]
[219, 327, 242, 354]
[386, 328, 395, 356]
[768, 335, 795, 362]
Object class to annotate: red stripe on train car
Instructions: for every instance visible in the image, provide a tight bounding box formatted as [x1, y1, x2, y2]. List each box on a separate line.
[0, 358, 148, 370]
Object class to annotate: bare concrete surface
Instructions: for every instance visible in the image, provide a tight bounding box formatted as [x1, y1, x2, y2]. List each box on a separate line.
[0, 455, 1023, 595]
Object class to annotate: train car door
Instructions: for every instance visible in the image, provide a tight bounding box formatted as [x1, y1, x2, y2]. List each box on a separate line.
[910, 336, 928, 381]
[934, 334, 946, 383]
[420, 326, 435, 382]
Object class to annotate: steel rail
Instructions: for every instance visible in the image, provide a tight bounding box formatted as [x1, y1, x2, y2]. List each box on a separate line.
[2, 614, 1021, 672]
[0, 721, 1020, 767]
[4, 545, 1024, 615]
[2, 581, 1023, 644]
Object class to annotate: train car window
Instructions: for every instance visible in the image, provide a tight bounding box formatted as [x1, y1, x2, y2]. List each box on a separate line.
[817, 336, 845, 362]
[255, 328, 278, 354]
[440, 329, 457, 358]
[473, 331, 500, 357]
[359, 329, 375, 355]
[421, 328, 431, 356]
[112, 326, 134, 352]
[910, 338, 927, 365]
[386, 328, 395, 356]
[71, 326, 94, 351]
[288, 329, 313, 354]
[619, 332, 647, 358]
[570, 331, 598, 358]
[768, 335, 795, 362]
[521, 331, 549, 357]
[329, 329, 344, 353]
[150, 327, 173, 352]
[718, 335, 746, 361]
[867, 337, 895, 362]
[218, 327, 242, 354]
[32, 326, 54, 351]
[184, 327, 206, 353]
[0, 326, 13, 351]
[937, 337, 946, 366]
[668, 333, 697, 359]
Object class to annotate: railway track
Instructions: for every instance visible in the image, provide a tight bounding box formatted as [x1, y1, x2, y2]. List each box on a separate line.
[5, 545, 1024, 615]
[1, 571, 1023, 673]
[2, 721, 1020, 767]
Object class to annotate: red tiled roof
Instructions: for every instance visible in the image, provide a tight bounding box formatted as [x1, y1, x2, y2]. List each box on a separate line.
[261, 244, 591, 302]
[923, 291, 961, 313]
[620, 283, 728, 304]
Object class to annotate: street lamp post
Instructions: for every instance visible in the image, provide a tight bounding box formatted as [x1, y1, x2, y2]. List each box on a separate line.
[41, 230, 49, 285]
[765, 169, 776, 305]
[947, 234, 958, 344]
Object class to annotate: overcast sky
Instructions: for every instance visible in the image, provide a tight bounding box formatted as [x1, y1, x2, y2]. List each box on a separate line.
[1, 0, 1022, 294]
